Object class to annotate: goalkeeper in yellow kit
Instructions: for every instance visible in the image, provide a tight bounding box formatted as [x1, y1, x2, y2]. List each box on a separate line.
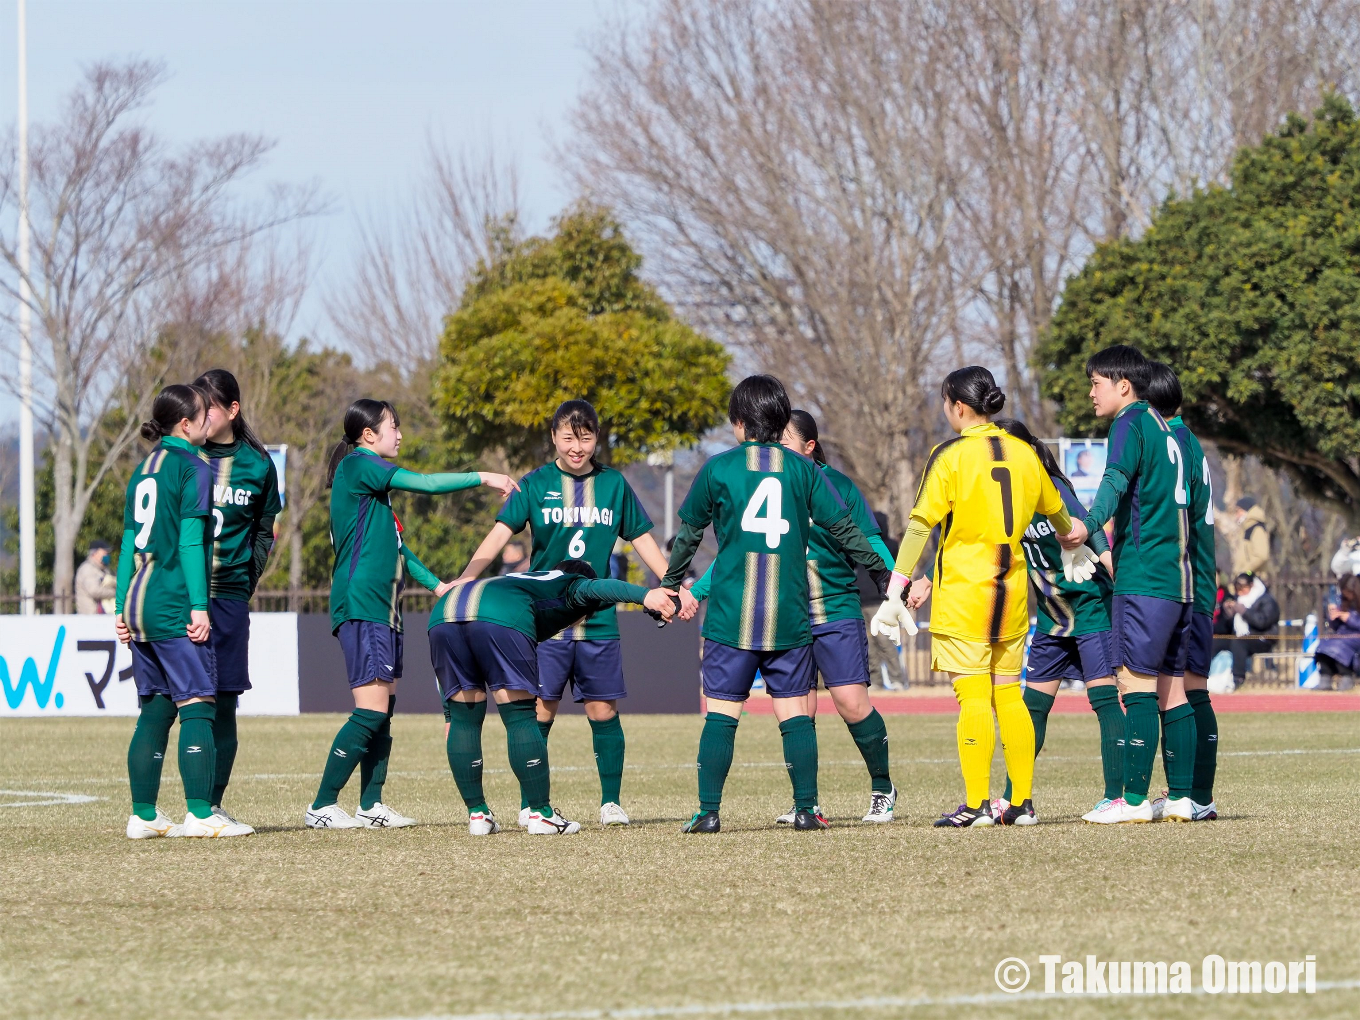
[873, 367, 1092, 827]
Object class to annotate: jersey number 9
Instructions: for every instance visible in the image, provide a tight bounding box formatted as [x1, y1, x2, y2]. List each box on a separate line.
[133, 478, 157, 550]
[741, 477, 790, 550]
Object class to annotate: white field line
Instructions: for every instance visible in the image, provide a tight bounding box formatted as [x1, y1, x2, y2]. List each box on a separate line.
[361, 980, 1360, 1020]
[0, 789, 101, 808]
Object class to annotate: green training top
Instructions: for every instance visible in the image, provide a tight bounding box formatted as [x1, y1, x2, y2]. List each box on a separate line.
[1020, 475, 1113, 637]
[1082, 401, 1192, 603]
[1168, 417, 1217, 617]
[429, 570, 650, 643]
[203, 438, 282, 601]
[496, 460, 653, 641]
[116, 436, 213, 643]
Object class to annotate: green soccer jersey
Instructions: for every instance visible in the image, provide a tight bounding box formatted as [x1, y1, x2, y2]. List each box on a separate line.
[1020, 476, 1113, 637]
[1083, 400, 1193, 602]
[119, 437, 214, 642]
[807, 464, 886, 625]
[429, 570, 650, 643]
[677, 442, 851, 651]
[496, 461, 653, 641]
[329, 449, 407, 633]
[203, 439, 282, 601]
[1168, 417, 1217, 617]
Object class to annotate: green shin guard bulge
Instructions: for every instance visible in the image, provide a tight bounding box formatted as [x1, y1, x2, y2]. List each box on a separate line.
[311, 708, 386, 810]
[1087, 684, 1126, 801]
[1120, 691, 1161, 804]
[845, 708, 892, 795]
[359, 695, 395, 811]
[1159, 702, 1198, 801]
[1003, 687, 1055, 803]
[500, 699, 551, 812]
[128, 694, 177, 819]
[779, 714, 819, 812]
[1186, 688, 1218, 804]
[445, 699, 488, 812]
[589, 714, 626, 805]
[177, 701, 218, 819]
[697, 712, 739, 813]
[210, 693, 238, 808]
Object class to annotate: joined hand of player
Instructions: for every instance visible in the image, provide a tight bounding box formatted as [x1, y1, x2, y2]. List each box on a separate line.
[677, 585, 700, 621]
[115, 614, 131, 647]
[871, 593, 918, 644]
[906, 575, 931, 611]
[186, 609, 211, 644]
[1057, 518, 1090, 549]
[479, 472, 520, 500]
[1061, 544, 1101, 584]
[433, 579, 457, 598]
[644, 587, 680, 622]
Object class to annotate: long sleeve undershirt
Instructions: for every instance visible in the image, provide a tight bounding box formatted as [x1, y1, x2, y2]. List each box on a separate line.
[401, 544, 442, 591]
[115, 529, 136, 615]
[179, 516, 209, 610]
[389, 469, 481, 494]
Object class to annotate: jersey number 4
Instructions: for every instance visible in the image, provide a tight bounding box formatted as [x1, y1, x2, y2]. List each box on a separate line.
[741, 477, 791, 550]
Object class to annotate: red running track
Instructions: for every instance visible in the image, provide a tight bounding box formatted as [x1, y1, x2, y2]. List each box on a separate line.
[735, 692, 1360, 715]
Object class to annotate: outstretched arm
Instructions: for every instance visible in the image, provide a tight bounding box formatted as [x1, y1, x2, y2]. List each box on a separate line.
[660, 521, 705, 590]
[401, 544, 443, 593]
[455, 521, 516, 582]
[390, 469, 518, 498]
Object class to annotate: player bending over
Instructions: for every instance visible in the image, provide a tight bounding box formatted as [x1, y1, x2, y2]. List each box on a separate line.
[1144, 363, 1219, 821]
[687, 409, 899, 823]
[454, 400, 671, 828]
[1059, 347, 1196, 824]
[306, 399, 517, 830]
[875, 367, 1081, 828]
[433, 561, 676, 835]
[668, 375, 888, 833]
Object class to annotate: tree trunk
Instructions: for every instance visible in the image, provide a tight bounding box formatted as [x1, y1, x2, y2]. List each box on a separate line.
[289, 517, 303, 612]
[51, 429, 78, 614]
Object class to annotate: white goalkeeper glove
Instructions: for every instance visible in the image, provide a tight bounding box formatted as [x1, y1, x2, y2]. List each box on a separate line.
[871, 594, 919, 644]
[1061, 544, 1101, 584]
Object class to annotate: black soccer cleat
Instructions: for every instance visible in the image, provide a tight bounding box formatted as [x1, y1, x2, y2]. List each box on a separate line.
[793, 809, 829, 830]
[932, 801, 996, 828]
[682, 810, 721, 833]
[997, 798, 1037, 826]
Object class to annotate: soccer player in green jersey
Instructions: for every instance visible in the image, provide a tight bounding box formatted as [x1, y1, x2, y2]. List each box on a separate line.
[433, 560, 676, 835]
[688, 410, 899, 823]
[192, 369, 282, 835]
[455, 400, 671, 827]
[305, 399, 517, 830]
[116, 385, 250, 838]
[1060, 346, 1196, 824]
[667, 376, 888, 833]
[1145, 363, 1219, 822]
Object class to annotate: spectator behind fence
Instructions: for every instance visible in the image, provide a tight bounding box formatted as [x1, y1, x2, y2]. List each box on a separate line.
[1314, 574, 1360, 692]
[1329, 536, 1360, 579]
[1229, 496, 1271, 579]
[75, 539, 117, 614]
[857, 511, 906, 690]
[1211, 572, 1280, 688]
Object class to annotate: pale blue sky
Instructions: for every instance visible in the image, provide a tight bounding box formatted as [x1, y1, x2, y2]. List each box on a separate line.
[0, 0, 611, 422]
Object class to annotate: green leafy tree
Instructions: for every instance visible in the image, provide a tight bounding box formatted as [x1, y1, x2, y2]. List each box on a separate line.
[1039, 94, 1360, 525]
[437, 205, 731, 471]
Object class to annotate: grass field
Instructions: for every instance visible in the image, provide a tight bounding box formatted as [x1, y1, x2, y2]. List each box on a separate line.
[1, 708, 1358, 1020]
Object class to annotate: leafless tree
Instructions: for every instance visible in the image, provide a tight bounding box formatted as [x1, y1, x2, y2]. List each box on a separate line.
[0, 61, 322, 609]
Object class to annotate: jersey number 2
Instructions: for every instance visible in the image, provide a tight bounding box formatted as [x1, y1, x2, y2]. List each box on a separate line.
[742, 477, 790, 550]
[133, 478, 157, 549]
[1166, 437, 1189, 507]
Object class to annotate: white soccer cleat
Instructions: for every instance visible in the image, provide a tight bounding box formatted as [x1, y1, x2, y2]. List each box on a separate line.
[179, 811, 254, 838]
[1191, 799, 1218, 821]
[864, 786, 897, 823]
[210, 806, 255, 835]
[1121, 798, 1155, 823]
[468, 809, 501, 836]
[354, 802, 417, 828]
[600, 802, 630, 826]
[1061, 544, 1101, 583]
[1150, 791, 1167, 821]
[126, 810, 181, 839]
[305, 804, 363, 829]
[775, 806, 797, 825]
[1160, 796, 1194, 822]
[1083, 797, 1130, 824]
[518, 806, 531, 829]
[526, 808, 581, 835]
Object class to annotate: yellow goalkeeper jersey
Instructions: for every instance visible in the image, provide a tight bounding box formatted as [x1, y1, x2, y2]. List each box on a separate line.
[901, 423, 1064, 643]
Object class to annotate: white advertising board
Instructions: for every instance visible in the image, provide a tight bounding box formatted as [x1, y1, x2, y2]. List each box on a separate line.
[0, 613, 299, 717]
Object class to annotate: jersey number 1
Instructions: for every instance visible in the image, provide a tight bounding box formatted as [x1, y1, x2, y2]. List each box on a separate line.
[990, 467, 1014, 537]
[742, 477, 790, 550]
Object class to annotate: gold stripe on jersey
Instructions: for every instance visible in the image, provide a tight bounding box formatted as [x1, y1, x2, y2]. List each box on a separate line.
[388, 539, 403, 629]
[738, 552, 780, 648]
[740, 553, 759, 647]
[127, 555, 155, 642]
[807, 559, 827, 625]
[560, 472, 599, 527]
[987, 545, 1013, 642]
[745, 445, 783, 472]
[761, 554, 779, 647]
[211, 456, 233, 579]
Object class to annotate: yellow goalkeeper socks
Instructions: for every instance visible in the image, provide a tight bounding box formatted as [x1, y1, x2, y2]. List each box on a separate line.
[952, 674, 995, 809]
[993, 681, 1036, 803]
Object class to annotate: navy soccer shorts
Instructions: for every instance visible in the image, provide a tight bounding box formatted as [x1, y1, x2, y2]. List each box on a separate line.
[1112, 594, 1193, 678]
[1025, 630, 1115, 684]
[701, 640, 814, 701]
[429, 620, 540, 700]
[209, 597, 252, 693]
[131, 637, 217, 702]
[335, 620, 403, 688]
[537, 637, 627, 702]
[1184, 612, 1215, 678]
[810, 618, 871, 687]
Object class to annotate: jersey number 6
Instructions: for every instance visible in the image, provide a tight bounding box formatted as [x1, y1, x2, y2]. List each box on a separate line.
[741, 477, 790, 550]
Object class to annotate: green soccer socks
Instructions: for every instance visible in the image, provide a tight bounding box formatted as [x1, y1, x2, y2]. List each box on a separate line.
[500, 698, 551, 813]
[697, 712, 739, 813]
[311, 708, 386, 810]
[590, 714, 626, 805]
[359, 695, 395, 811]
[1160, 702, 1198, 801]
[1087, 684, 1126, 801]
[446, 698, 488, 812]
[177, 701, 218, 819]
[1120, 691, 1160, 805]
[1186, 688, 1218, 804]
[845, 708, 892, 795]
[779, 715, 819, 812]
[1002, 687, 1055, 803]
[128, 694, 177, 820]
[523, 716, 556, 810]
[210, 693, 238, 808]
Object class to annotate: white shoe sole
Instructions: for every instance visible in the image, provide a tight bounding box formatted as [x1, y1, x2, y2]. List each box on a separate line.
[861, 813, 895, 823]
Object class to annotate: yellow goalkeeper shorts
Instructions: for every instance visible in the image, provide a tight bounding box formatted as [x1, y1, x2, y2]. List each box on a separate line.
[931, 632, 1026, 677]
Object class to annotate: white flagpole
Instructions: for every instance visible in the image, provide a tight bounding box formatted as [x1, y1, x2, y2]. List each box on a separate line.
[17, 0, 34, 615]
